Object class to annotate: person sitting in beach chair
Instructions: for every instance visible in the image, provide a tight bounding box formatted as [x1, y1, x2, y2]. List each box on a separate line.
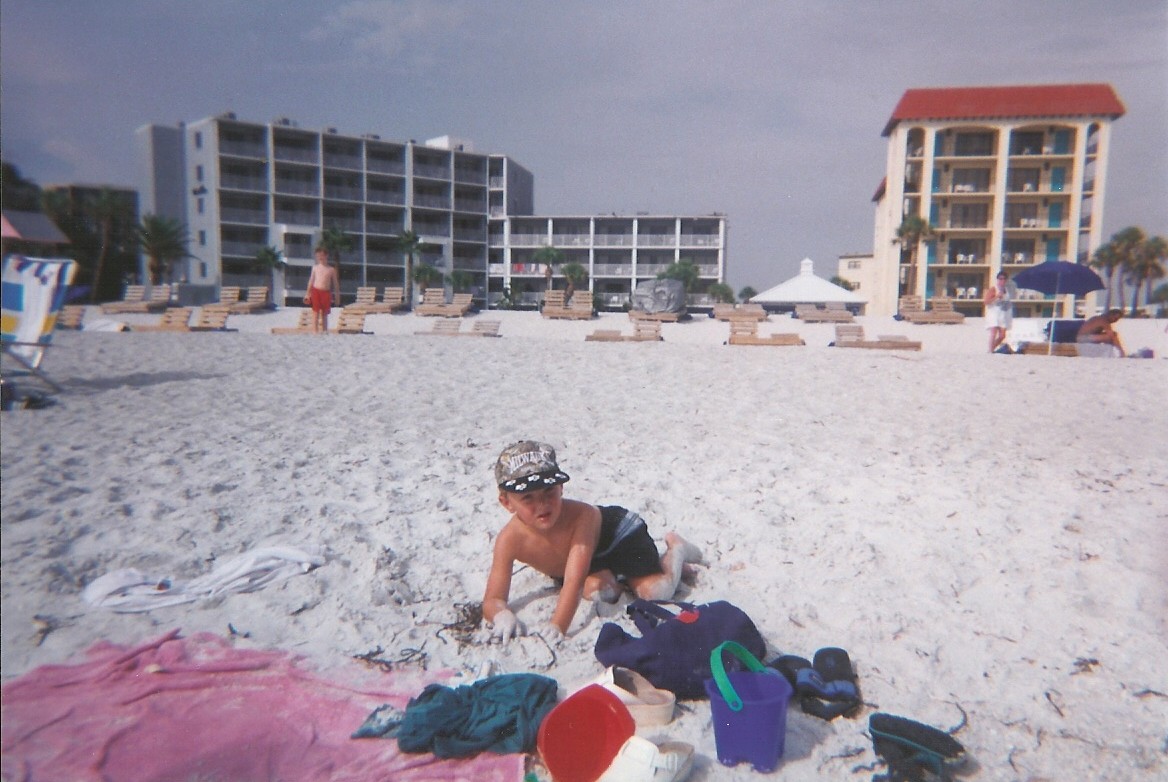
[1076, 309, 1125, 357]
[483, 441, 702, 645]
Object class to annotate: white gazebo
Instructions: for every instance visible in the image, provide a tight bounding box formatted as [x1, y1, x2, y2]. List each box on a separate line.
[750, 258, 866, 313]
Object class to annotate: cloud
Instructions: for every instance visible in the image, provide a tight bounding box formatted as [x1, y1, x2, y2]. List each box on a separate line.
[306, 0, 474, 68]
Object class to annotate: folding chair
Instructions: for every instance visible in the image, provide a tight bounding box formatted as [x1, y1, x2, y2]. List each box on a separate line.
[1, 255, 78, 393]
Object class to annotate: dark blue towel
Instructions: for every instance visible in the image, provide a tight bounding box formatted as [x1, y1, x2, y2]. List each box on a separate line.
[395, 673, 558, 758]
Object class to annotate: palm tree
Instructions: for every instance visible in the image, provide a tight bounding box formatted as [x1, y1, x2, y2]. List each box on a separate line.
[894, 215, 935, 298]
[1090, 240, 1122, 310]
[412, 263, 444, 292]
[89, 189, 129, 303]
[136, 214, 191, 287]
[448, 269, 474, 293]
[532, 245, 564, 292]
[254, 245, 286, 303]
[657, 260, 700, 291]
[706, 282, 735, 303]
[738, 286, 758, 302]
[1127, 234, 1167, 316]
[1108, 226, 1145, 309]
[830, 275, 856, 291]
[559, 261, 588, 302]
[394, 229, 423, 306]
[318, 226, 352, 286]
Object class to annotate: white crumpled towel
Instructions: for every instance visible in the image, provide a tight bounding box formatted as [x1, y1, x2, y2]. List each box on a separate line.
[81, 545, 326, 613]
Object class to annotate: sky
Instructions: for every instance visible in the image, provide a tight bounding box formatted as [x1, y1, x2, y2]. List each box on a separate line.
[3, 1, 1166, 290]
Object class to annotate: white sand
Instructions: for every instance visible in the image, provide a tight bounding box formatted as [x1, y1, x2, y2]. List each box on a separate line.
[3, 307, 1167, 780]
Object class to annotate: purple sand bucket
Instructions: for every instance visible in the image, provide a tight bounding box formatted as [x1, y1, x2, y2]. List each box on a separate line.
[705, 641, 793, 773]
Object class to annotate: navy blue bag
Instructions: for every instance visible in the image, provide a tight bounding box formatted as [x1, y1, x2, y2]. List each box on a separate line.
[594, 600, 767, 700]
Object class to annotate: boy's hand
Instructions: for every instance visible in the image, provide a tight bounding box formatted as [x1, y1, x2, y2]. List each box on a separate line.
[488, 609, 524, 643]
[535, 623, 564, 646]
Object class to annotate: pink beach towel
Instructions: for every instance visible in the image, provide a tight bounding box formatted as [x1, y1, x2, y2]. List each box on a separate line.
[1, 629, 523, 782]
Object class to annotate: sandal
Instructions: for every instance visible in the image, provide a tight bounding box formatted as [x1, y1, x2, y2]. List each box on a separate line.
[598, 736, 694, 782]
[582, 666, 676, 726]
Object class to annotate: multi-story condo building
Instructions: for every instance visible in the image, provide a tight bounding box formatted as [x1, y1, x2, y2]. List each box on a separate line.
[870, 83, 1125, 316]
[137, 114, 727, 308]
[489, 214, 727, 308]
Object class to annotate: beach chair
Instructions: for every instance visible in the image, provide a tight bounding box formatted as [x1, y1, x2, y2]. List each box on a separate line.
[102, 284, 171, 314]
[56, 305, 86, 330]
[463, 320, 502, 337]
[565, 291, 595, 319]
[100, 285, 145, 314]
[271, 311, 314, 334]
[585, 321, 663, 342]
[190, 307, 233, 331]
[416, 319, 463, 336]
[925, 298, 965, 324]
[215, 286, 242, 308]
[333, 310, 370, 334]
[445, 293, 475, 317]
[794, 304, 851, 323]
[381, 287, 406, 312]
[628, 308, 681, 322]
[727, 320, 804, 346]
[1017, 342, 1079, 357]
[715, 303, 768, 322]
[542, 290, 570, 318]
[833, 324, 921, 351]
[414, 288, 449, 317]
[584, 329, 625, 342]
[229, 286, 272, 314]
[348, 287, 380, 312]
[823, 302, 856, 322]
[1, 255, 77, 392]
[131, 307, 195, 332]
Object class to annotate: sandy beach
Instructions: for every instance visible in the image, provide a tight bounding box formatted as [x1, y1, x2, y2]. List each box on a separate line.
[3, 307, 1166, 781]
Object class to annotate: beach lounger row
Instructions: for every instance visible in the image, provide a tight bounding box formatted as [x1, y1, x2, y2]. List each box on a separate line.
[898, 296, 965, 324]
[727, 320, 804, 346]
[833, 324, 921, 351]
[128, 307, 233, 332]
[585, 321, 663, 342]
[101, 285, 172, 314]
[415, 289, 474, 318]
[794, 303, 854, 323]
[346, 287, 405, 314]
[542, 291, 595, 320]
[271, 310, 370, 335]
[712, 303, 768, 322]
[416, 319, 502, 337]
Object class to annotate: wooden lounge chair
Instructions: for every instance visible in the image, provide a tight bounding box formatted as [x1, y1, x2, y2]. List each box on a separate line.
[445, 293, 474, 317]
[381, 287, 406, 312]
[564, 291, 595, 319]
[542, 290, 570, 318]
[899, 295, 964, 324]
[131, 307, 194, 332]
[215, 286, 242, 308]
[833, 324, 921, 351]
[334, 310, 370, 334]
[727, 320, 804, 346]
[56, 305, 86, 330]
[1017, 342, 1079, 357]
[230, 286, 272, 314]
[414, 288, 450, 317]
[271, 311, 314, 334]
[416, 319, 463, 336]
[189, 307, 233, 331]
[463, 320, 501, 337]
[347, 286, 404, 314]
[585, 321, 663, 342]
[101, 284, 171, 314]
[795, 303, 853, 323]
[101, 285, 145, 314]
[714, 303, 768, 322]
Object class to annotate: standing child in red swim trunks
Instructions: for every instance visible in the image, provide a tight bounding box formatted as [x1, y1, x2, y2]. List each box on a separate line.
[303, 247, 339, 333]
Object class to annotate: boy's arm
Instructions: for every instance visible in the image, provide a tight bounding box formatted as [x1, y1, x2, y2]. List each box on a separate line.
[547, 513, 597, 634]
[482, 532, 516, 623]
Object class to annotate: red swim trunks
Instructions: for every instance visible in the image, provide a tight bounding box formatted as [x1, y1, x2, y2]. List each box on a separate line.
[309, 287, 332, 314]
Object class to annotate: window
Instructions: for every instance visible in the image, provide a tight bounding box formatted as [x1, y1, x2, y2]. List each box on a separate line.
[197, 198, 204, 214]
[198, 230, 206, 246]
[194, 132, 203, 149]
[954, 132, 993, 156]
[847, 260, 861, 270]
[199, 262, 207, 278]
[196, 164, 204, 182]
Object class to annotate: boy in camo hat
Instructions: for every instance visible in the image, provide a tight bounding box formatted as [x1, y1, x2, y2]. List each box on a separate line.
[482, 440, 702, 644]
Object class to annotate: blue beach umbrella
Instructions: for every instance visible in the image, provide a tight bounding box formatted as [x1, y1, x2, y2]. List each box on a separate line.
[1012, 261, 1106, 351]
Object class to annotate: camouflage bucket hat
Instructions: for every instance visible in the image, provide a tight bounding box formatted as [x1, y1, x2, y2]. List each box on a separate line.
[495, 441, 570, 493]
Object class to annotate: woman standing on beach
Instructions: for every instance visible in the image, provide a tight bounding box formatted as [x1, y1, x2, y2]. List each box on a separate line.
[984, 271, 1015, 352]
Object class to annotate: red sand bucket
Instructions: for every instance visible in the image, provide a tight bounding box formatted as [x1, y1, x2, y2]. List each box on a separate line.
[537, 684, 635, 782]
[705, 641, 793, 773]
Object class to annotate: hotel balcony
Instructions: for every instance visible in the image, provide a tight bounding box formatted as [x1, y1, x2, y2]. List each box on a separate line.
[219, 140, 267, 159]
[272, 147, 319, 165]
[220, 175, 267, 192]
[323, 153, 363, 170]
[220, 207, 268, 225]
[413, 163, 450, 180]
[367, 158, 405, 176]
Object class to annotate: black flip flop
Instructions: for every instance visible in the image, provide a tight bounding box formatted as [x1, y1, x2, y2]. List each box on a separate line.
[799, 647, 861, 721]
[869, 713, 966, 781]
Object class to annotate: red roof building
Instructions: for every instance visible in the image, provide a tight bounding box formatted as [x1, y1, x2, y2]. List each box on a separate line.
[883, 83, 1126, 136]
[866, 83, 1124, 317]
